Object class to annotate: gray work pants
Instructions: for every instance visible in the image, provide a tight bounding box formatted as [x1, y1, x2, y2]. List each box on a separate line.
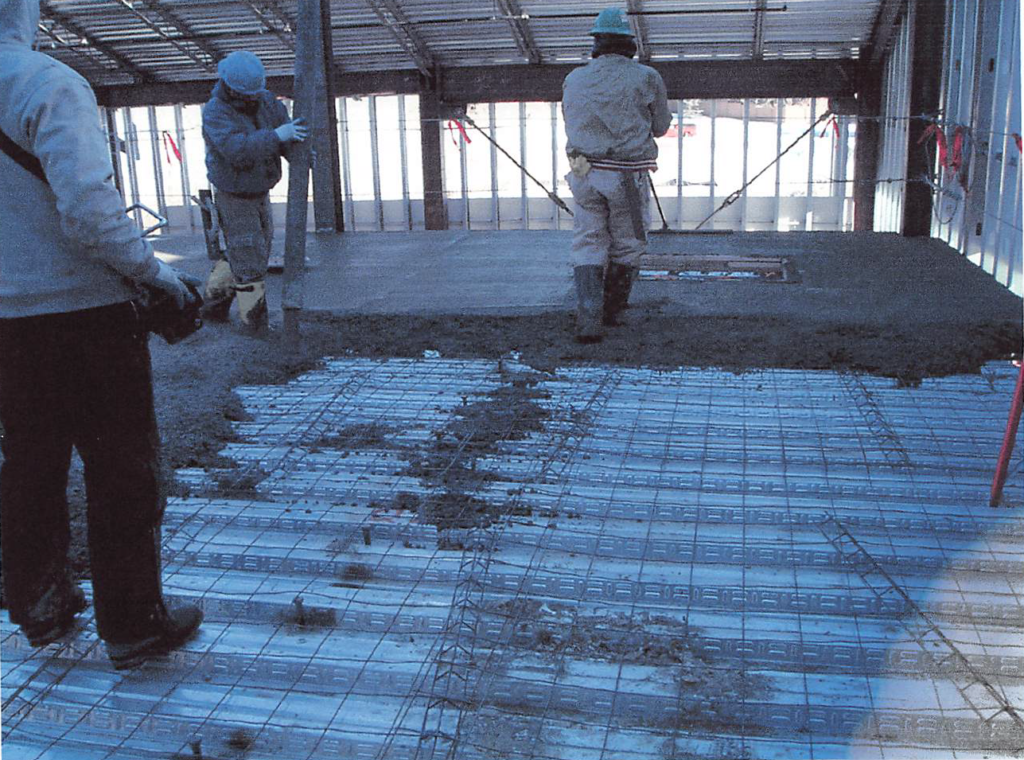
[214, 190, 273, 285]
[567, 169, 651, 268]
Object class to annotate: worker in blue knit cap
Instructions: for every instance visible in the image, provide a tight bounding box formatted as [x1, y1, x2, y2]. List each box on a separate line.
[562, 7, 671, 343]
[201, 50, 307, 332]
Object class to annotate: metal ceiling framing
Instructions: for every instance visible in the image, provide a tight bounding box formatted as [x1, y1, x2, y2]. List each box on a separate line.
[366, 0, 436, 78]
[32, 0, 889, 98]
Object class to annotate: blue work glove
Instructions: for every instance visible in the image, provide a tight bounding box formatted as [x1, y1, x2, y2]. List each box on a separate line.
[274, 117, 308, 143]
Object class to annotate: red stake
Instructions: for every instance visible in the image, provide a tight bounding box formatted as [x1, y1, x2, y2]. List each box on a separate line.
[990, 362, 1024, 506]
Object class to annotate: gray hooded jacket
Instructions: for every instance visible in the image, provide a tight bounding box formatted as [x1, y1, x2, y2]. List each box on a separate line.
[0, 0, 158, 318]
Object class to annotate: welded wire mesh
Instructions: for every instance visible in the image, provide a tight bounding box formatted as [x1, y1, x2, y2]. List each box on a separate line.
[2, 358, 1023, 760]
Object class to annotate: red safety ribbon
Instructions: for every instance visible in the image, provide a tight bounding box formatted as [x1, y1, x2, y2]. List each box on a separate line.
[917, 123, 949, 168]
[819, 115, 840, 140]
[161, 131, 182, 164]
[1014, 133, 1022, 154]
[446, 119, 472, 146]
[949, 126, 965, 173]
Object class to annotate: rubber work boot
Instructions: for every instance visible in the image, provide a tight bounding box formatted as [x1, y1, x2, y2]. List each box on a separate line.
[573, 265, 605, 343]
[603, 263, 638, 326]
[105, 601, 204, 670]
[202, 259, 234, 322]
[21, 582, 88, 648]
[235, 280, 268, 333]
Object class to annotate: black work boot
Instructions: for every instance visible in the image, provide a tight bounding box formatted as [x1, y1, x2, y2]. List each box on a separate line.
[573, 265, 605, 343]
[105, 601, 203, 670]
[21, 582, 88, 648]
[603, 263, 638, 326]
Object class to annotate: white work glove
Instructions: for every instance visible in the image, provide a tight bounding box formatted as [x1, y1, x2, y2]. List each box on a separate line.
[274, 117, 308, 143]
[145, 260, 203, 309]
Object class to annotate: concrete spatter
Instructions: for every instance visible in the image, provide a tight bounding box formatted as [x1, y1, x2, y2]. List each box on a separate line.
[481, 597, 771, 740]
[389, 368, 556, 532]
[303, 421, 395, 452]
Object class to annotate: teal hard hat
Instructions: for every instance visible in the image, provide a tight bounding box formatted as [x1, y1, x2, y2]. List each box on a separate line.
[218, 51, 266, 96]
[590, 7, 633, 36]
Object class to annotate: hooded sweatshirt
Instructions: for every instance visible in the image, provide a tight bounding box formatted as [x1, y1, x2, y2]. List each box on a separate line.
[202, 80, 291, 196]
[0, 0, 158, 318]
[562, 54, 672, 163]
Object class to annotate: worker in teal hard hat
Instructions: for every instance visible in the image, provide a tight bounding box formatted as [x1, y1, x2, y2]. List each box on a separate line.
[201, 50, 307, 332]
[562, 7, 671, 343]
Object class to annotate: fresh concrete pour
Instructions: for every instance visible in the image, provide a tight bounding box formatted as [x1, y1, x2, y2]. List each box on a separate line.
[1, 229, 1021, 759]
[2, 355, 1021, 758]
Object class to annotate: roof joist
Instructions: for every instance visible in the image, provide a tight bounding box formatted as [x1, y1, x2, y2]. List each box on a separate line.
[39, 1, 149, 82]
[626, 0, 651, 64]
[366, 0, 435, 79]
[752, 0, 769, 59]
[864, 0, 907, 68]
[495, 0, 542, 65]
[114, 0, 218, 72]
[237, 0, 296, 52]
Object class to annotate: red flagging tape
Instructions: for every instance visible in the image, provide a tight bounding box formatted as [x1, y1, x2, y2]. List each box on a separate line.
[990, 362, 1024, 507]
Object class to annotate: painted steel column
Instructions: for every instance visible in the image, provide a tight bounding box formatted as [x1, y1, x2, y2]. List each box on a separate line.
[676, 99, 684, 228]
[775, 99, 783, 230]
[519, 102, 529, 229]
[489, 103, 499, 230]
[122, 108, 141, 226]
[709, 100, 716, 228]
[338, 97, 355, 230]
[806, 98, 816, 230]
[147, 106, 167, 222]
[282, 0, 321, 341]
[398, 95, 412, 230]
[418, 80, 448, 230]
[853, 67, 882, 230]
[103, 107, 124, 197]
[173, 104, 194, 231]
[903, 0, 947, 236]
[550, 102, 560, 229]
[311, 0, 343, 232]
[740, 98, 750, 230]
[369, 95, 384, 231]
[459, 110, 470, 229]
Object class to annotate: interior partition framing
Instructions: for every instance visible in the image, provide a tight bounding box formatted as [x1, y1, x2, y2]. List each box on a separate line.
[102, 94, 858, 236]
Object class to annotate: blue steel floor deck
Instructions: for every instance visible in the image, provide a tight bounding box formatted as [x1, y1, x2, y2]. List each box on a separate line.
[2, 359, 1022, 760]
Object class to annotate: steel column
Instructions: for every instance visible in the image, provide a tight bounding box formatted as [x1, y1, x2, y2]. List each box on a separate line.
[338, 97, 355, 230]
[904, 0, 947, 236]
[122, 108, 141, 226]
[775, 99, 783, 230]
[311, 0, 343, 232]
[676, 99, 684, 228]
[147, 106, 167, 222]
[103, 107, 124, 197]
[398, 95, 412, 230]
[489, 103, 499, 230]
[519, 102, 529, 229]
[173, 104, 194, 231]
[806, 98, 817, 230]
[550, 102, 559, 229]
[418, 81, 448, 230]
[741, 98, 750, 229]
[369, 95, 384, 231]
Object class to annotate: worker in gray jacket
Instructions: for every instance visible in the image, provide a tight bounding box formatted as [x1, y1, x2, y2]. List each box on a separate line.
[562, 7, 671, 342]
[0, 0, 203, 667]
[201, 51, 307, 331]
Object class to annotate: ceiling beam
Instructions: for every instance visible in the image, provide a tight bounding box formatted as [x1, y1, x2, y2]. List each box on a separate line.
[39, 2, 150, 82]
[94, 59, 857, 108]
[752, 0, 768, 59]
[237, 0, 296, 52]
[626, 0, 651, 64]
[366, 0, 435, 79]
[496, 0, 542, 65]
[113, 0, 218, 72]
[864, 0, 907, 68]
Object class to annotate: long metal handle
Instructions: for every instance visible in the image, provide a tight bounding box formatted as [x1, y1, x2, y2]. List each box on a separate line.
[126, 202, 168, 237]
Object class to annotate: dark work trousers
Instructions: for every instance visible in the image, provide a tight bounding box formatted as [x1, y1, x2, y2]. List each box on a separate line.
[0, 301, 165, 644]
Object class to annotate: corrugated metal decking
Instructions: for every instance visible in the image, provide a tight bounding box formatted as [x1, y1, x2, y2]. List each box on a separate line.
[2, 357, 1022, 759]
[35, 0, 885, 88]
